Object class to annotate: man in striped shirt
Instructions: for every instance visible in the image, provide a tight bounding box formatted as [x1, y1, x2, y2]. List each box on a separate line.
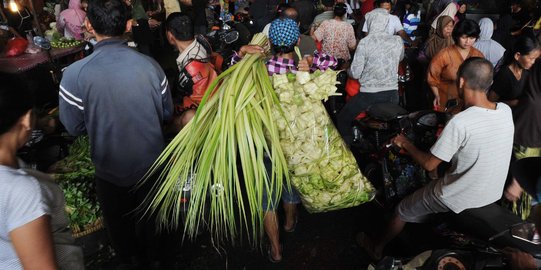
[358, 58, 514, 260]
[59, 0, 174, 267]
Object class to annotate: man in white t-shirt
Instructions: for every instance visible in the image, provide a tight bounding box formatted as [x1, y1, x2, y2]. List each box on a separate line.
[361, 0, 414, 44]
[358, 57, 515, 260]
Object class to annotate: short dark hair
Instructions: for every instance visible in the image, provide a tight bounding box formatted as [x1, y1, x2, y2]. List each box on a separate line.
[0, 76, 34, 135]
[282, 7, 299, 22]
[377, 0, 392, 6]
[166, 12, 194, 41]
[322, 0, 334, 8]
[457, 57, 493, 91]
[452, 19, 480, 44]
[87, 0, 129, 37]
[334, 3, 347, 17]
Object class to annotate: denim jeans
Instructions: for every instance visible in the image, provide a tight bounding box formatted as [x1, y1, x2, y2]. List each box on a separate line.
[337, 90, 399, 145]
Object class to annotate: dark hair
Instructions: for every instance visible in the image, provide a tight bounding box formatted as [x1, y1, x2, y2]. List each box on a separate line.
[0, 76, 34, 135]
[166, 12, 194, 41]
[334, 3, 347, 17]
[452, 19, 480, 44]
[502, 35, 541, 66]
[276, 3, 291, 18]
[377, 0, 392, 6]
[322, 0, 334, 8]
[458, 57, 494, 91]
[274, 44, 296, 54]
[282, 7, 299, 22]
[87, 0, 130, 37]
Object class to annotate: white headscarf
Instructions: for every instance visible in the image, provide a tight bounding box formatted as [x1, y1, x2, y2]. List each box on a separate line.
[474, 18, 506, 67]
[431, 3, 457, 29]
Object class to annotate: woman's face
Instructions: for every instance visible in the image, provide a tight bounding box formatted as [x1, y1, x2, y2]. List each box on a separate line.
[458, 4, 467, 14]
[443, 21, 454, 38]
[457, 35, 476, 49]
[516, 49, 541, 70]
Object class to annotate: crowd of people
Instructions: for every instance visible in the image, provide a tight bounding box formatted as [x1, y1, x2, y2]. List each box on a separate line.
[2, 0, 541, 269]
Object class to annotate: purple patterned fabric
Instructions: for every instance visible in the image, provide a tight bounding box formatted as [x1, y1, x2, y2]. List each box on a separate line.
[231, 51, 338, 76]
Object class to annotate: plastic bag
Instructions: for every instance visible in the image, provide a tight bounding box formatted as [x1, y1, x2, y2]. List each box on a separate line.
[5, 37, 29, 57]
[272, 70, 375, 213]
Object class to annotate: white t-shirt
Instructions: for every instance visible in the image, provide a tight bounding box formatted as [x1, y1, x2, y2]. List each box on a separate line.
[0, 166, 84, 270]
[430, 103, 514, 213]
[362, 13, 403, 35]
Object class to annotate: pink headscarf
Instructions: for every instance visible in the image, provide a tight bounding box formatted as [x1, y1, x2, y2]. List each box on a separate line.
[57, 0, 86, 40]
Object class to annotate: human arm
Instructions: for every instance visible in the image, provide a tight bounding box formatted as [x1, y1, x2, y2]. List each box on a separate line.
[397, 29, 414, 45]
[392, 134, 443, 171]
[10, 216, 57, 270]
[427, 53, 446, 108]
[231, 45, 265, 65]
[59, 69, 87, 136]
[503, 248, 539, 270]
[347, 24, 357, 51]
[312, 21, 325, 42]
[348, 43, 365, 79]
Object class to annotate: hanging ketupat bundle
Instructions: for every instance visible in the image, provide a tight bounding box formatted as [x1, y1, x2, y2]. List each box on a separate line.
[141, 33, 289, 245]
[272, 68, 375, 213]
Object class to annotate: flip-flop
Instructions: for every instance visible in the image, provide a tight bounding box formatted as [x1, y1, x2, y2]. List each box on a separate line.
[267, 244, 283, 263]
[284, 217, 298, 233]
[356, 232, 381, 261]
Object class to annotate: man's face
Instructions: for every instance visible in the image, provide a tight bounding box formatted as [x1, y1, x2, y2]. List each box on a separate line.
[380, 3, 391, 12]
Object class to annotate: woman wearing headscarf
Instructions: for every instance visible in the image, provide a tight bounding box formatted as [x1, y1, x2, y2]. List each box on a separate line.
[425, 15, 454, 60]
[430, 1, 457, 33]
[56, 0, 86, 40]
[474, 17, 506, 68]
[427, 19, 484, 110]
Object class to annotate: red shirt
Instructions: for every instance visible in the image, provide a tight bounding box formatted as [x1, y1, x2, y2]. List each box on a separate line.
[360, 0, 375, 17]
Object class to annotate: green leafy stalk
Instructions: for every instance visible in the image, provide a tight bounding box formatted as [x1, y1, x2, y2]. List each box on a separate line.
[140, 33, 289, 246]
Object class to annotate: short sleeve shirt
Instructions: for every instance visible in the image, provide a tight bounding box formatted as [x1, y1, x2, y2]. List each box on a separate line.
[362, 13, 403, 35]
[430, 104, 514, 213]
[314, 19, 356, 61]
[0, 166, 49, 270]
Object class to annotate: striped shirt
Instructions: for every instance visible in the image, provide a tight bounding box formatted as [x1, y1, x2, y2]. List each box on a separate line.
[431, 103, 514, 213]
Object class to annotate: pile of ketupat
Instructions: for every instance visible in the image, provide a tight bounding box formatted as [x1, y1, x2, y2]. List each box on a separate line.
[271, 65, 375, 213]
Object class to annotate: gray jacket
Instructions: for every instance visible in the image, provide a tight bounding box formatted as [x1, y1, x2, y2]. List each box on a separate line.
[348, 8, 404, 93]
[59, 38, 173, 186]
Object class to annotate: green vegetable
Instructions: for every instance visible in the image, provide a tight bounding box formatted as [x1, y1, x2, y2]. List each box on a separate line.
[271, 70, 375, 213]
[52, 136, 101, 234]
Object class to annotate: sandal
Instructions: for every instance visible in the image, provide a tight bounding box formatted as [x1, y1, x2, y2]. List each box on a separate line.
[356, 232, 381, 261]
[283, 217, 298, 233]
[267, 244, 283, 263]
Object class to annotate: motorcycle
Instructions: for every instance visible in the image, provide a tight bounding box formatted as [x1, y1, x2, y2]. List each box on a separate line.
[351, 101, 452, 207]
[369, 210, 541, 270]
[351, 101, 541, 268]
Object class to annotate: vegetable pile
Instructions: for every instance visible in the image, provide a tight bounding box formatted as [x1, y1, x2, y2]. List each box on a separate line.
[50, 37, 83, 49]
[142, 33, 288, 245]
[271, 69, 375, 213]
[51, 136, 101, 235]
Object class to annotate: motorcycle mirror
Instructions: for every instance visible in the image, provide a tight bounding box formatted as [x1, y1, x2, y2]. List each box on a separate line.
[510, 223, 540, 245]
[223, 31, 239, 44]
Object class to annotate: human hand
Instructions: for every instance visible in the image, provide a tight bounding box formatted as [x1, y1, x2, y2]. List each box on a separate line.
[239, 45, 264, 57]
[433, 95, 440, 110]
[392, 134, 410, 149]
[503, 248, 537, 270]
[298, 56, 313, 72]
[504, 179, 523, 202]
[148, 19, 161, 29]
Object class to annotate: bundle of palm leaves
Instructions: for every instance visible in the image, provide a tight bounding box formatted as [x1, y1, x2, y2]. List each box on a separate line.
[141, 34, 289, 245]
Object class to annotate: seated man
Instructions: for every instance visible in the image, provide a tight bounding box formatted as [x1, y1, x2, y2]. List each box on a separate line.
[358, 58, 515, 260]
[165, 12, 218, 132]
